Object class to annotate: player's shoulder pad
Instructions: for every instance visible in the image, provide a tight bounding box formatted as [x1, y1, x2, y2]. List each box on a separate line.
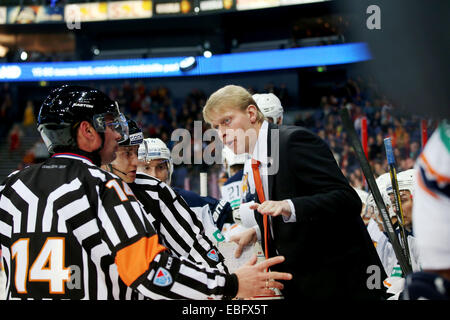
[223, 169, 244, 185]
[173, 187, 208, 208]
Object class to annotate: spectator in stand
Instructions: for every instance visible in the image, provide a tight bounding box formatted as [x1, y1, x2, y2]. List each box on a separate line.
[8, 124, 23, 158]
[371, 159, 386, 178]
[22, 100, 36, 135]
[130, 92, 143, 115]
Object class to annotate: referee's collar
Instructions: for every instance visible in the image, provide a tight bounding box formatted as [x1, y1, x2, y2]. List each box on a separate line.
[52, 152, 95, 166]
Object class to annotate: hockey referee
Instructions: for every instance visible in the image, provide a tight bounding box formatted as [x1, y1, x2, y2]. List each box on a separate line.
[0, 85, 292, 300]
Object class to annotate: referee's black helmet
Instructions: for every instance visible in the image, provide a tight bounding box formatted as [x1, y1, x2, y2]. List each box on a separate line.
[37, 85, 128, 153]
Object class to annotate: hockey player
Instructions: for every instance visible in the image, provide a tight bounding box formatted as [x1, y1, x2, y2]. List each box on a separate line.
[101, 119, 228, 272]
[137, 138, 233, 245]
[386, 169, 415, 234]
[221, 146, 247, 221]
[354, 188, 369, 225]
[386, 169, 421, 272]
[366, 169, 421, 299]
[0, 85, 292, 300]
[365, 173, 399, 280]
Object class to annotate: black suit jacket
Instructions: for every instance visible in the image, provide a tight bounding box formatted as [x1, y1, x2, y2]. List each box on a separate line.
[254, 123, 387, 300]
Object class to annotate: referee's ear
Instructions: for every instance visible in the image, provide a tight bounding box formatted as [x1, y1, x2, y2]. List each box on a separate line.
[77, 120, 101, 152]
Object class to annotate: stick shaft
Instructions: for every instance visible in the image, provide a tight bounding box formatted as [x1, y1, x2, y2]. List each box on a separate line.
[340, 108, 412, 275]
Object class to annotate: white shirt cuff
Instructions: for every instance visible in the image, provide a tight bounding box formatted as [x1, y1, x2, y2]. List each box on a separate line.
[282, 200, 297, 223]
[252, 224, 262, 242]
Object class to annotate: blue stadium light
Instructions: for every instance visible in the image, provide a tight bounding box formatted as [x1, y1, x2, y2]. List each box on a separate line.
[0, 43, 372, 82]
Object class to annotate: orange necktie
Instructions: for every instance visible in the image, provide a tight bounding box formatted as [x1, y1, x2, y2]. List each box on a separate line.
[251, 159, 269, 261]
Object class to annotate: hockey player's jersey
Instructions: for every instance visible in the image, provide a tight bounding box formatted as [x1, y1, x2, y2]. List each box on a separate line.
[220, 170, 244, 212]
[367, 219, 421, 276]
[174, 188, 232, 235]
[130, 173, 228, 272]
[0, 153, 237, 300]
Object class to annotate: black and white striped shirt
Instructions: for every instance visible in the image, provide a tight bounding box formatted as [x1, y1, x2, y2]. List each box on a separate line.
[0, 153, 237, 300]
[131, 173, 228, 273]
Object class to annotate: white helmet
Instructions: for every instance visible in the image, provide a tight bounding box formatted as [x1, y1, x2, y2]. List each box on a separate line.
[386, 168, 416, 196]
[376, 172, 393, 205]
[222, 146, 247, 177]
[365, 172, 395, 219]
[252, 93, 284, 124]
[138, 138, 173, 184]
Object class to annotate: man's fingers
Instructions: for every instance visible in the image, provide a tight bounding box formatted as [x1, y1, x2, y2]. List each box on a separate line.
[274, 207, 283, 216]
[234, 243, 244, 258]
[243, 254, 257, 266]
[266, 280, 284, 290]
[267, 271, 293, 281]
[229, 235, 239, 243]
[257, 255, 286, 270]
[255, 202, 277, 216]
[249, 203, 259, 210]
[260, 288, 277, 296]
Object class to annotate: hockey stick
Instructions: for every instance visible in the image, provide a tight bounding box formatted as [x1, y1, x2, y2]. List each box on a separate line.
[383, 138, 412, 266]
[339, 108, 412, 275]
[200, 172, 208, 197]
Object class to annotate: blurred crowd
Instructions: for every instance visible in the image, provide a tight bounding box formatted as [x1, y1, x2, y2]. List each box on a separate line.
[293, 77, 435, 190]
[1, 76, 436, 193]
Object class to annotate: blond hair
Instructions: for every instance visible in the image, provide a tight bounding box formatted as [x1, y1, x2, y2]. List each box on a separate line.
[203, 85, 265, 124]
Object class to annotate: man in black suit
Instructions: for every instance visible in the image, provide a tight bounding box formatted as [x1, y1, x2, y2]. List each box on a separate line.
[203, 84, 387, 300]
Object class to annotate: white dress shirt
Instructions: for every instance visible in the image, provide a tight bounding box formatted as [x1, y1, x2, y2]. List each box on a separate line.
[241, 121, 296, 241]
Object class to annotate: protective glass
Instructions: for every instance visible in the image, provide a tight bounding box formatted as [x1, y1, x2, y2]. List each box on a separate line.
[93, 112, 129, 143]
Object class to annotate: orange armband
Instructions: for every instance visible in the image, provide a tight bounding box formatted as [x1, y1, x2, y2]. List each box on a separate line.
[115, 235, 167, 286]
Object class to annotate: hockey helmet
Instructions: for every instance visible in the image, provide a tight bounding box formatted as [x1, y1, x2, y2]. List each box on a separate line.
[222, 145, 247, 177]
[38, 85, 128, 153]
[252, 93, 284, 124]
[138, 138, 173, 184]
[119, 117, 143, 147]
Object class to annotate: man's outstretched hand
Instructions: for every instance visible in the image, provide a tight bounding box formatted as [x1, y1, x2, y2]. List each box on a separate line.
[234, 255, 292, 298]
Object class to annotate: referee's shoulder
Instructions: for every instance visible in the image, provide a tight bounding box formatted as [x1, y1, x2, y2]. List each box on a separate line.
[84, 165, 118, 183]
[134, 172, 162, 185]
[0, 168, 23, 190]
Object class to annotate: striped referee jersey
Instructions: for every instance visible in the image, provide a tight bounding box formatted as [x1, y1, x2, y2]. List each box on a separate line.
[131, 173, 228, 273]
[0, 153, 238, 300]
